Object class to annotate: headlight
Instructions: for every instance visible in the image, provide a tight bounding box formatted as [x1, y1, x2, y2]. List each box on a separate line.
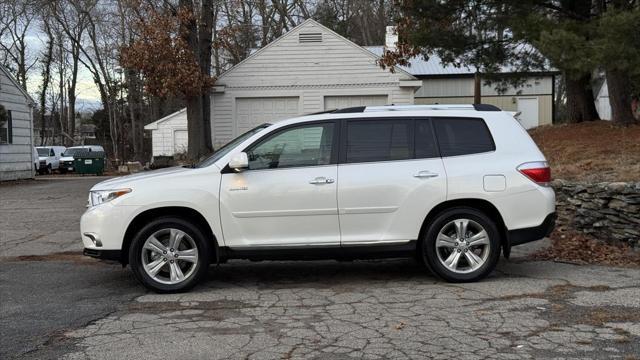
[88, 189, 131, 207]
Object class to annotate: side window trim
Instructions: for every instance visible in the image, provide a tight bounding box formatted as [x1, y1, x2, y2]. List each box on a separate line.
[239, 120, 339, 171]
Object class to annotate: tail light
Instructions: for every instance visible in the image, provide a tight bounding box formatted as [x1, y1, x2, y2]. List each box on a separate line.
[517, 161, 551, 186]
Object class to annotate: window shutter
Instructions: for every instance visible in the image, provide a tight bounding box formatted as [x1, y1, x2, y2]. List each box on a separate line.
[7, 110, 12, 144]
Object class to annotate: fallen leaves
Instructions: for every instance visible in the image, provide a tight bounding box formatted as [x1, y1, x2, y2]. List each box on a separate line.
[531, 229, 640, 268]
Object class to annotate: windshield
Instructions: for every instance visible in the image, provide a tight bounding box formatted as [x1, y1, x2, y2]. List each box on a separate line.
[195, 124, 271, 168]
[37, 148, 49, 156]
[63, 148, 84, 157]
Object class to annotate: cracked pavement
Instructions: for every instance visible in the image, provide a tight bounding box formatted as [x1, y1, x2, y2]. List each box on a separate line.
[1, 177, 639, 359]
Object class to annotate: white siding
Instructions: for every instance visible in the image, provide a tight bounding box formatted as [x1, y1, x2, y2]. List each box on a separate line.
[147, 110, 188, 157]
[211, 20, 418, 148]
[415, 76, 553, 98]
[0, 68, 34, 181]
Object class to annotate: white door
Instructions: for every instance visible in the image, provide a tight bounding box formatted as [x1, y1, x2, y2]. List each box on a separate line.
[324, 95, 388, 110]
[235, 97, 300, 135]
[220, 122, 339, 247]
[338, 119, 447, 245]
[173, 129, 188, 154]
[516, 97, 539, 129]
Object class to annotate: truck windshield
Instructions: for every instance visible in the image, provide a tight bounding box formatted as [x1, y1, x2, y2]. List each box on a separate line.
[37, 148, 49, 156]
[195, 124, 271, 168]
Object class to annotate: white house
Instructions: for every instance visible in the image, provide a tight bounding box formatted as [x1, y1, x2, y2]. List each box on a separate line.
[0, 65, 36, 181]
[144, 108, 188, 157]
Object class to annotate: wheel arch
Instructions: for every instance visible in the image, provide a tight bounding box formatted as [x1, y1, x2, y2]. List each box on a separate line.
[417, 198, 509, 256]
[121, 206, 219, 266]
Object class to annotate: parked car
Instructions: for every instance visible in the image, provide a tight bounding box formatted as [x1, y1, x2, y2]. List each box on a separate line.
[81, 104, 556, 293]
[32, 147, 40, 174]
[36, 146, 66, 174]
[59, 145, 105, 173]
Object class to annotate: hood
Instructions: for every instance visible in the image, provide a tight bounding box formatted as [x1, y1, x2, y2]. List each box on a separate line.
[38, 156, 48, 161]
[60, 156, 74, 161]
[91, 166, 194, 190]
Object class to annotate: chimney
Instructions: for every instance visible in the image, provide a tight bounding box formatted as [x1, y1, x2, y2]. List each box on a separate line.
[385, 26, 398, 51]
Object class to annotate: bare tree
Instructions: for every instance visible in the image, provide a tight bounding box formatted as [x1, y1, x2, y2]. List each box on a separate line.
[0, 0, 38, 89]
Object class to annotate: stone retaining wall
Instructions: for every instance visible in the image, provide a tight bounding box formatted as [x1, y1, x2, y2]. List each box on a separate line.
[552, 180, 640, 248]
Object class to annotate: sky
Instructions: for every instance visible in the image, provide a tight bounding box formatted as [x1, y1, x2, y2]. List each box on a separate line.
[23, 28, 102, 111]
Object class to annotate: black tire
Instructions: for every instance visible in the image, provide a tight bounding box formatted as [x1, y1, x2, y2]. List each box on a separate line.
[421, 207, 501, 283]
[129, 216, 211, 293]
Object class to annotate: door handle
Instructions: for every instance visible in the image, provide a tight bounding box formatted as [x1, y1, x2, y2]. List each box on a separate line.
[414, 171, 439, 178]
[309, 177, 334, 185]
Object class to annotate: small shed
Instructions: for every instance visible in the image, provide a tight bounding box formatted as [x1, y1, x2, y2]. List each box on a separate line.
[365, 46, 558, 129]
[144, 109, 188, 157]
[0, 65, 36, 181]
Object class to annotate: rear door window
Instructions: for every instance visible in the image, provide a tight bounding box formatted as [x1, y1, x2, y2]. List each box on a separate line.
[344, 119, 413, 163]
[433, 117, 495, 156]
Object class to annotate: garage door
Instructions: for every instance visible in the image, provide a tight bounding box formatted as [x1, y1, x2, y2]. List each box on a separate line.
[236, 97, 300, 134]
[516, 97, 539, 129]
[174, 129, 188, 154]
[324, 95, 388, 110]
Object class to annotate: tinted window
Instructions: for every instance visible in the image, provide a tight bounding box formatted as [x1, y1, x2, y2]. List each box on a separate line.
[247, 123, 334, 170]
[345, 120, 412, 163]
[415, 120, 439, 159]
[433, 118, 495, 156]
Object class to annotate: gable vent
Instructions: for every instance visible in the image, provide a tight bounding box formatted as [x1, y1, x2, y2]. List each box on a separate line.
[299, 32, 322, 43]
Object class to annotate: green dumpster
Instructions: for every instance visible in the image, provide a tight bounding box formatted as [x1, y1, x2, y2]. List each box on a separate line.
[74, 150, 105, 175]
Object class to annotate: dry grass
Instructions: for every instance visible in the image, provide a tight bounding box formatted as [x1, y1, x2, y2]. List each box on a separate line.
[529, 121, 640, 182]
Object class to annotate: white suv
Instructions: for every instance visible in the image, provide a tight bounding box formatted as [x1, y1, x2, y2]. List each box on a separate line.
[81, 104, 555, 292]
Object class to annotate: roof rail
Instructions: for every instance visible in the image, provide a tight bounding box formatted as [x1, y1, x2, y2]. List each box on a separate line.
[363, 104, 502, 112]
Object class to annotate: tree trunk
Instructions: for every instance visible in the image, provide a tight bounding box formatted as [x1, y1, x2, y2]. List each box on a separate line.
[186, 95, 207, 160]
[199, 0, 214, 152]
[473, 72, 481, 104]
[605, 69, 636, 125]
[564, 73, 600, 123]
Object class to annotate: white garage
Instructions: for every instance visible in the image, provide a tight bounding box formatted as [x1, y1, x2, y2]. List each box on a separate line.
[235, 97, 300, 134]
[323, 95, 388, 110]
[210, 19, 420, 148]
[144, 109, 188, 157]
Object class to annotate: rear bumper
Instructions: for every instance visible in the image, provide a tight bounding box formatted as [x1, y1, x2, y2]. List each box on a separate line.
[508, 212, 556, 246]
[83, 248, 122, 261]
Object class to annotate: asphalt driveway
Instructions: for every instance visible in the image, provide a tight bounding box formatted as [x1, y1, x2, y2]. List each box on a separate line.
[1, 176, 639, 359]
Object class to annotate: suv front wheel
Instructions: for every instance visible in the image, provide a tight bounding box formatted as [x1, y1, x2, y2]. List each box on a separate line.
[129, 217, 211, 293]
[422, 207, 500, 282]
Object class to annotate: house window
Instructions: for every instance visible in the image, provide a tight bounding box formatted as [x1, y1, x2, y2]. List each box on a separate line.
[0, 107, 12, 144]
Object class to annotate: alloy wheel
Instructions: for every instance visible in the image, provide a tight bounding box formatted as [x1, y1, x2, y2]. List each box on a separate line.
[141, 228, 199, 285]
[434, 218, 491, 274]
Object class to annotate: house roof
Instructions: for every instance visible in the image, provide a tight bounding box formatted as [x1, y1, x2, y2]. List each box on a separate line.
[217, 19, 416, 82]
[144, 108, 186, 130]
[0, 65, 36, 105]
[365, 46, 557, 77]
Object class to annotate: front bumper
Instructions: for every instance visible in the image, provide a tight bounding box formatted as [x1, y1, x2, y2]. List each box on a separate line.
[508, 212, 556, 246]
[80, 203, 133, 254]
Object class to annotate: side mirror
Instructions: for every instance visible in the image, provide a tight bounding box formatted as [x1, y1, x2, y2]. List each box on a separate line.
[228, 152, 249, 172]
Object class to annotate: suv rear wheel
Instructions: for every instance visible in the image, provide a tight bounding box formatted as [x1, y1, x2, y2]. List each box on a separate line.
[129, 217, 211, 293]
[421, 207, 500, 282]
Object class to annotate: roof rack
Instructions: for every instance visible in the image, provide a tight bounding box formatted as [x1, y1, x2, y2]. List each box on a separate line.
[324, 104, 502, 114]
